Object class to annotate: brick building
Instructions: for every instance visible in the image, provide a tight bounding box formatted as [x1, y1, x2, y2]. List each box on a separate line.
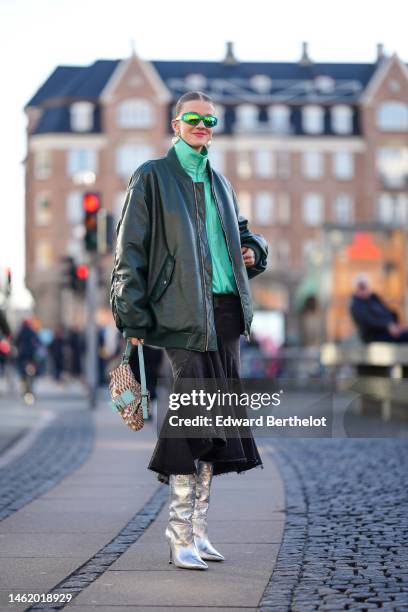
[24, 42, 408, 340]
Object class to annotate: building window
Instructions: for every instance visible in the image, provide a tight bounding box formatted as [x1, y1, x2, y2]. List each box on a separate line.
[209, 147, 225, 173]
[237, 191, 252, 221]
[70, 102, 94, 132]
[117, 99, 153, 128]
[236, 151, 252, 178]
[36, 240, 53, 270]
[333, 194, 354, 224]
[34, 150, 52, 179]
[66, 192, 83, 225]
[67, 149, 97, 177]
[35, 193, 51, 226]
[235, 104, 259, 131]
[303, 193, 324, 226]
[376, 147, 408, 188]
[251, 74, 272, 94]
[314, 75, 335, 93]
[116, 144, 153, 179]
[302, 105, 324, 134]
[268, 105, 290, 134]
[332, 151, 354, 180]
[377, 193, 408, 225]
[277, 151, 291, 179]
[254, 192, 275, 225]
[254, 150, 275, 178]
[331, 105, 353, 134]
[302, 151, 323, 179]
[185, 74, 207, 90]
[376, 101, 408, 131]
[277, 193, 291, 224]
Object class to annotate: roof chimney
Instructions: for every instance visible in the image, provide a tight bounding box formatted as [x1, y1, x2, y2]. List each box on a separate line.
[223, 41, 238, 65]
[299, 41, 312, 66]
[376, 43, 385, 62]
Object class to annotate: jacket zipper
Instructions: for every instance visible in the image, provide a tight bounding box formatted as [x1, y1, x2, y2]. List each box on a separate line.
[192, 182, 209, 351]
[209, 176, 251, 343]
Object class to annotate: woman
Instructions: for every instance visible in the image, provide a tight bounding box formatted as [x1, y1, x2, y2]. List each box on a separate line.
[111, 91, 268, 570]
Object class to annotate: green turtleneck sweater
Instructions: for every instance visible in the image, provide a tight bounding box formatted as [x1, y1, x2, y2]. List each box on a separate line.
[174, 137, 238, 295]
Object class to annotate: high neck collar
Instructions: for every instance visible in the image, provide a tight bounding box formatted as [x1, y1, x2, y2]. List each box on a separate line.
[174, 137, 208, 180]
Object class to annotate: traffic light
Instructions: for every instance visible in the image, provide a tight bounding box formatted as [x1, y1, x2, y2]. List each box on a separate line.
[60, 257, 88, 293]
[83, 192, 101, 252]
[61, 256, 76, 290]
[74, 264, 89, 293]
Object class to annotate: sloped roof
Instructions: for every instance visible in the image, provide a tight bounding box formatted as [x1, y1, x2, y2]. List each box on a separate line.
[152, 60, 377, 103]
[26, 60, 121, 107]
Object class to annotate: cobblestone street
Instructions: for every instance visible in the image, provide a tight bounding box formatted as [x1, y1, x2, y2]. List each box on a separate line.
[261, 438, 408, 611]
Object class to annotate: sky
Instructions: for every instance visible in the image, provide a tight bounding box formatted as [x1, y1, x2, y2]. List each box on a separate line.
[0, 0, 407, 307]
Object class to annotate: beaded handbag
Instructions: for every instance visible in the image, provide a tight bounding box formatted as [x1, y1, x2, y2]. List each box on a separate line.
[108, 341, 150, 431]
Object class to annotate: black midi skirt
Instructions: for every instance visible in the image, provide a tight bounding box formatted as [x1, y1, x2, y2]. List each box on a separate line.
[148, 293, 263, 484]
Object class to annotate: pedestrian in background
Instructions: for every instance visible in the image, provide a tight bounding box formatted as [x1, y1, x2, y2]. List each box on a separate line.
[14, 318, 43, 403]
[350, 275, 408, 343]
[111, 91, 268, 570]
[49, 326, 66, 382]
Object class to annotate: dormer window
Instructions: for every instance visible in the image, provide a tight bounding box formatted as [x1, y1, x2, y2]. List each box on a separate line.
[302, 105, 324, 134]
[117, 99, 153, 129]
[331, 105, 353, 134]
[268, 105, 290, 133]
[250, 75, 272, 94]
[185, 74, 207, 90]
[70, 102, 94, 132]
[314, 76, 335, 93]
[235, 104, 259, 131]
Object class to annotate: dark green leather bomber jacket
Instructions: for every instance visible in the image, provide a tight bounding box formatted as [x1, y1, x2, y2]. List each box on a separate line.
[110, 146, 269, 352]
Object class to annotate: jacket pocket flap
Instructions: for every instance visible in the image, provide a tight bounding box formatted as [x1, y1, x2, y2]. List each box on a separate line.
[149, 254, 175, 302]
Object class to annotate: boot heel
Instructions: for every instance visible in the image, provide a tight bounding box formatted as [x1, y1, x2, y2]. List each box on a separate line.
[169, 547, 172, 564]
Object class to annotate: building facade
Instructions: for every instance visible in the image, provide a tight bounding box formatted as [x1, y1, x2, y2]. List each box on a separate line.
[24, 42, 408, 340]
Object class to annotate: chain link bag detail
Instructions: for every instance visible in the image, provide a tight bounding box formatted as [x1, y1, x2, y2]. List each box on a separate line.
[108, 341, 150, 431]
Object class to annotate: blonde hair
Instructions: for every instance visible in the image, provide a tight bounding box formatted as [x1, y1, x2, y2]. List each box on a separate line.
[175, 91, 214, 117]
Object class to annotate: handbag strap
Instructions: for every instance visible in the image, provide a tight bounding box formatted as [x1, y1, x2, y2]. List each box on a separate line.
[122, 340, 149, 419]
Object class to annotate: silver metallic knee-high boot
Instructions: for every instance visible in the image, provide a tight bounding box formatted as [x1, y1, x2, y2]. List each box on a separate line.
[192, 461, 225, 561]
[165, 474, 208, 570]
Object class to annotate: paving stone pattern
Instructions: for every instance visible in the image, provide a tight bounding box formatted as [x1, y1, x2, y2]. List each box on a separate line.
[27, 484, 169, 611]
[0, 410, 94, 521]
[259, 438, 408, 611]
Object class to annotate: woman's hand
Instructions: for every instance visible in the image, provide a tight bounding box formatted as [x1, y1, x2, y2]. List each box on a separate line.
[241, 246, 256, 268]
[129, 338, 144, 345]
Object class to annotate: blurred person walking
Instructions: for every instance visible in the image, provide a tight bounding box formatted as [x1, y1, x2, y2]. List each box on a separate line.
[49, 326, 66, 382]
[14, 318, 43, 403]
[0, 309, 11, 377]
[111, 91, 268, 570]
[67, 326, 84, 377]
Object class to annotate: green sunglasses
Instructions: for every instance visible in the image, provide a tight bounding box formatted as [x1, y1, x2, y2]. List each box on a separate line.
[176, 112, 218, 128]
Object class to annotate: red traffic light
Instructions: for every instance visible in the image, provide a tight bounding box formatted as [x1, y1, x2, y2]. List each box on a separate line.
[83, 193, 101, 213]
[76, 264, 89, 280]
